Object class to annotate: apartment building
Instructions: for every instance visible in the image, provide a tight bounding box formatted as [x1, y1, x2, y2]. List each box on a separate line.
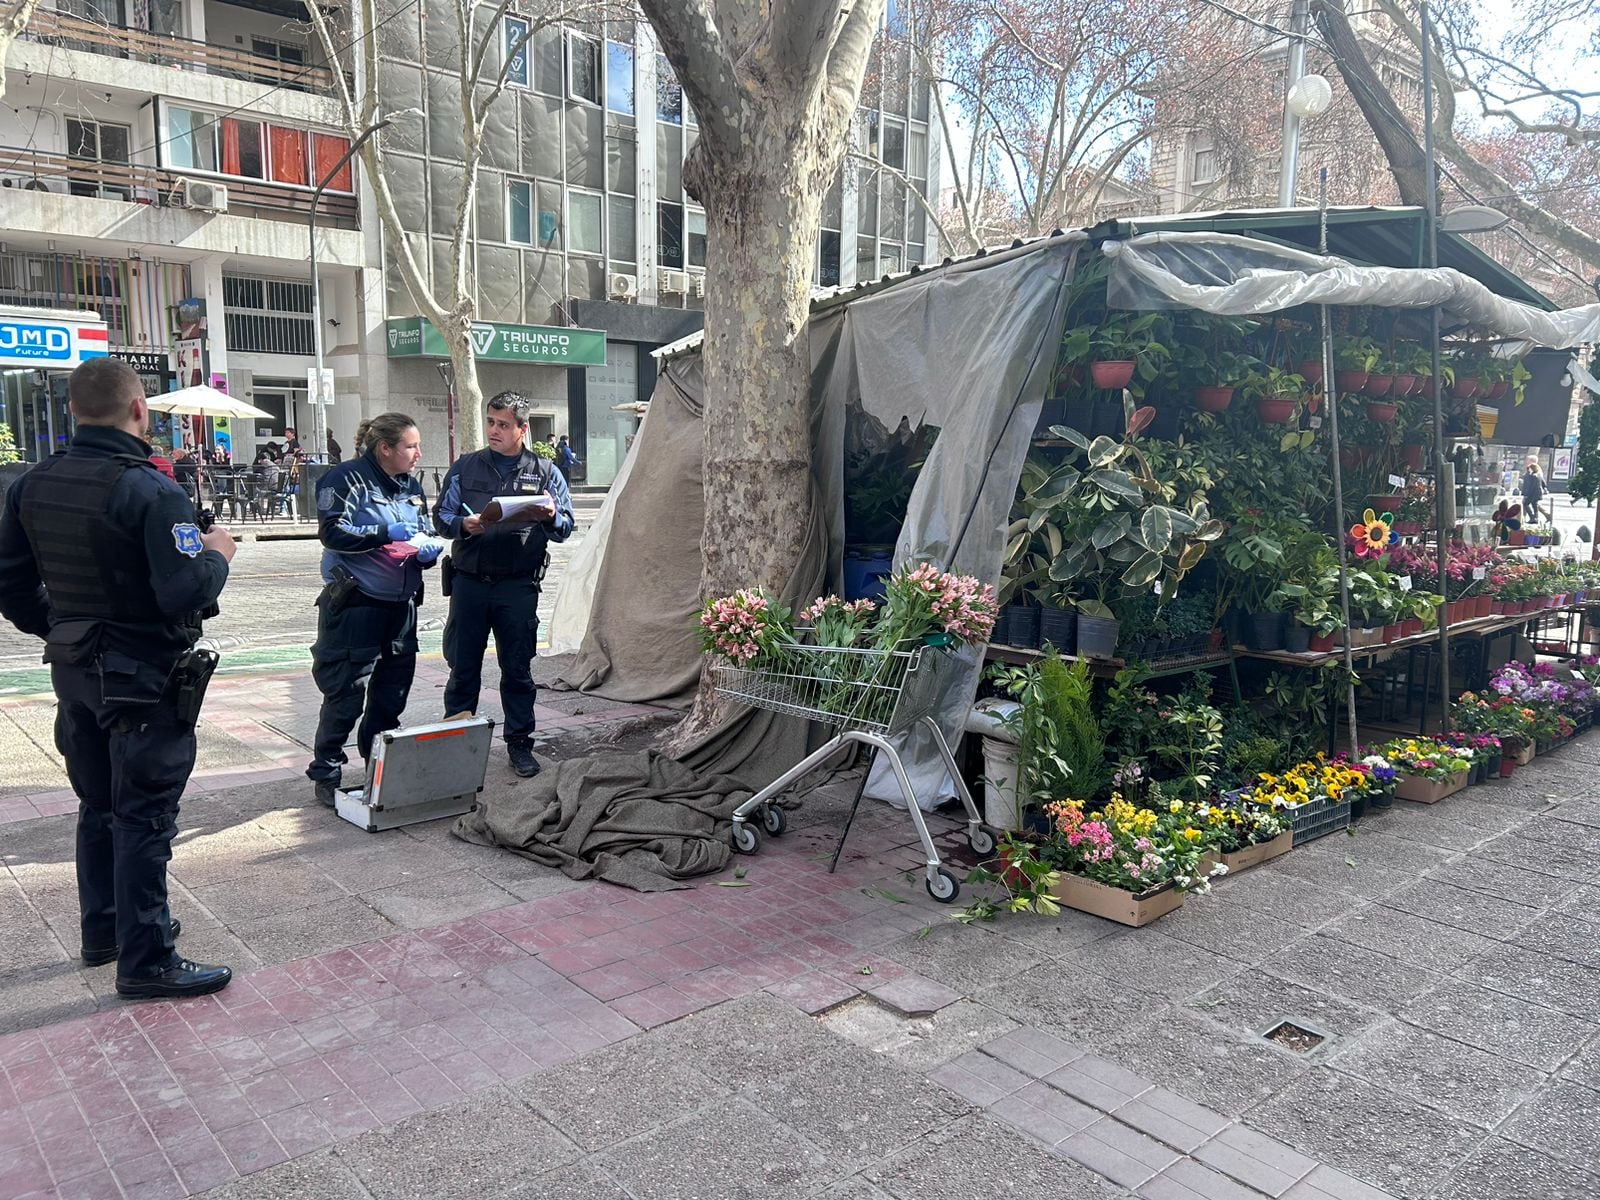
[0, 1, 939, 483]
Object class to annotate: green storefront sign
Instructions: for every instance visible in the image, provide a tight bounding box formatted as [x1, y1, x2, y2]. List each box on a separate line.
[384, 317, 606, 366]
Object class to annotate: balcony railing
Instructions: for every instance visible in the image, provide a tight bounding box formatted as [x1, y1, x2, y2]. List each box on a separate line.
[21, 8, 344, 95]
[0, 145, 359, 229]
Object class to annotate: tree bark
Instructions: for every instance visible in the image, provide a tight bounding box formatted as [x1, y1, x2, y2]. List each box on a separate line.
[0, 0, 42, 103]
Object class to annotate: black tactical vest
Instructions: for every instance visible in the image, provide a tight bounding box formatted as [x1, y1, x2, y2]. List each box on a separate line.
[450, 449, 553, 578]
[18, 452, 164, 623]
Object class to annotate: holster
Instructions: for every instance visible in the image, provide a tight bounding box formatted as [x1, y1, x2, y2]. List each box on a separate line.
[316, 564, 360, 614]
[171, 647, 220, 728]
[440, 554, 455, 598]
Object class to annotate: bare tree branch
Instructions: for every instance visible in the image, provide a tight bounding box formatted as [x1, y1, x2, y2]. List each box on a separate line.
[0, 0, 45, 102]
[636, 0, 745, 145]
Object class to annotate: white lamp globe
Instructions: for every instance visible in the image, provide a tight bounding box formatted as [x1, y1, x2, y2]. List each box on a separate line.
[1287, 74, 1334, 119]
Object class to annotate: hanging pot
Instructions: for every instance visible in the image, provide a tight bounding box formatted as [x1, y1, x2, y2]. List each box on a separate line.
[1487, 380, 1510, 400]
[1256, 397, 1297, 424]
[1391, 373, 1418, 396]
[1413, 374, 1435, 397]
[1454, 377, 1481, 399]
[1366, 402, 1398, 424]
[1401, 443, 1425, 471]
[1091, 360, 1136, 390]
[1335, 370, 1369, 393]
[1298, 361, 1325, 387]
[1076, 615, 1120, 659]
[1339, 447, 1360, 470]
[1364, 374, 1393, 397]
[1039, 606, 1077, 653]
[1194, 386, 1234, 413]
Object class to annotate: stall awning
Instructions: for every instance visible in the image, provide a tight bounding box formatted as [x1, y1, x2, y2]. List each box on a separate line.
[0, 306, 109, 370]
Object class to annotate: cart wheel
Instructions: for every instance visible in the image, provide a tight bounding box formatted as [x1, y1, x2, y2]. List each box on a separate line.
[731, 822, 760, 855]
[761, 805, 787, 836]
[967, 825, 996, 857]
[925, 866, 960, 904]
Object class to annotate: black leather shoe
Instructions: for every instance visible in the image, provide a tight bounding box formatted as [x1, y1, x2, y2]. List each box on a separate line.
[82, 918, 182, 967]
[314, 779, 339, 808]
[507, 740, 541, 778]
[116, 958, 232, 1000]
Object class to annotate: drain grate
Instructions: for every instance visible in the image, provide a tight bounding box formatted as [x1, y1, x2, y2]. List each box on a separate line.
[1263, 1019, 1327, 1053]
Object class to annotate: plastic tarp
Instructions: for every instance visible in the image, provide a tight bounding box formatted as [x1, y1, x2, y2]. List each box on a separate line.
[1104, 232, 1600, 347]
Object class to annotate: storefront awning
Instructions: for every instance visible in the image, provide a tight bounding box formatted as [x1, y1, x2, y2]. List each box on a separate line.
[0, 306, 109, 370]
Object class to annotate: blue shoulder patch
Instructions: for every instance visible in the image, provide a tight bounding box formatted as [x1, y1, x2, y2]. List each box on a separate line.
[172, 523, 203, 557]
[317, 486, 338, 513]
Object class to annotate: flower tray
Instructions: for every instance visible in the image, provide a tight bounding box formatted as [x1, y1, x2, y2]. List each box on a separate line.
[1285, 795, 1351, 846]
[1394, 773, 1468, 804]
[1047, 873, 1185, 927]
[1514, 743, 1535, 766]
[1219, 829, 1294, 875]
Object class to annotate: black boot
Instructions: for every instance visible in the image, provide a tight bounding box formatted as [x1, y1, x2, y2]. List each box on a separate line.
[314, 779, 339, 808]
[116, 957, 232, 1000]
[82, 918, 182, 967]
[507, 739, 541, 778]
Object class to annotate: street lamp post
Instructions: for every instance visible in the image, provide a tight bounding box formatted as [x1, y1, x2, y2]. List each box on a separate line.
[308, 118, 391, 466]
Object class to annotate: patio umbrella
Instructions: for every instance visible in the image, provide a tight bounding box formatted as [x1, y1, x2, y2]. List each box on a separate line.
[145, 385, 274, 421]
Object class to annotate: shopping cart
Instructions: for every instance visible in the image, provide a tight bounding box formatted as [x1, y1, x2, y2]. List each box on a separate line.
[713, 640, 993, 903]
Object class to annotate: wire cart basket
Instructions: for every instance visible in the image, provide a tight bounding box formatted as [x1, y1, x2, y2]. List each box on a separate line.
[713, 639, 992, 903]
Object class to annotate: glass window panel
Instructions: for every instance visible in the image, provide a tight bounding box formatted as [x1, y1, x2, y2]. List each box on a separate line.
[856, 169, 878, 236]
[823, 174, 843, 228]
[67, 119, 96, 159]
[311, 133, 353, 191]
[569, 190, 603, 254]
[533, 27, 562, 96]
[883, 177, 906, 240]
[908, 201, 926, 246]
[908, 242, 925, 266]
[536, 181, 563, 248]
[504, 17, 529, 87]
[657, 201, 683, 268]
[608, 195, 636, 265]
[268, 126, 307, 185]
[686, 208, 706, 268]
[168, 108, 215, 171]
[606, 134, 635, 194]
[656, 124, 682, 200]
[856, 236, 876, 281]
[819, 230, 841, 287]
[569, 35, 601, 104]
[224, 119, 264, 179]
[99, 124, 129, 163]
[882, 117, 905, 170]
[509, 180, 532, 244]
[908, 126, 927, 177]
[864, 111, 879, 159]
[606, 41, 634, 114]
[878, 242, 903, 275]
[656, 53, 682, 124]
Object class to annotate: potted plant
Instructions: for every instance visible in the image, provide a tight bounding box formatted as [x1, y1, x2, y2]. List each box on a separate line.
[1088, 311, 1171, 391]
[1250, 366, 1305, 425]
[1199, 797, 1292, 874]
[1377, 736, 1473, 803]
[1335, 336, 1381, 393]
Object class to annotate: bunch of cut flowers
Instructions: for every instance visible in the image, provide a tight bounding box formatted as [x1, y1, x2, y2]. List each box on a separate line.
[697, 588, 794, 667]
[1373, 736, 1473, 782]
[877, 562, 998, 649]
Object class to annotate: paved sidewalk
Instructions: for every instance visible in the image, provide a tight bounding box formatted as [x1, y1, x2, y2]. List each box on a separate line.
[4, 728, 1600, 1198]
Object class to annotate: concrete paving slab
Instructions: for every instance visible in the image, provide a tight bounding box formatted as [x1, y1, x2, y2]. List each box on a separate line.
[1497, 1079, 1600, 1167]
[1261, 934, 1444, 1011]
[1099, 1012, 1306, 1120]
[1185, 968, 1384, 1046]
[1066, 931, 1241, 1001]
[1399, 978, 1599, 1071]
[1320, 904, 1502, 974]
[867, 1113, 1131, 1200]
[1430, 1136, 1600, 1200]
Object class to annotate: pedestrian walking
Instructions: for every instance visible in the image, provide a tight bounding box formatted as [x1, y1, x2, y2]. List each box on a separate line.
[1521, 459, 1547, 525]
[434, 393, 574, 777]
[555, 434, 581, 476]
[0, 358, 236, 999]
[306, 413, 441, 806]
[326, 429, 343, 464]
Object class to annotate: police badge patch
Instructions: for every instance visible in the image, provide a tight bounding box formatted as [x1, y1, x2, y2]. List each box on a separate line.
[317, 487, 338, 513]
[172, 523, 204, 557]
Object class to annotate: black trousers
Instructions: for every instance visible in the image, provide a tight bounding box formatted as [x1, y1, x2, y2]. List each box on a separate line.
[442, 574, 539, 741]
[52, 662, 195, 978]
[307, 595, 418, 784]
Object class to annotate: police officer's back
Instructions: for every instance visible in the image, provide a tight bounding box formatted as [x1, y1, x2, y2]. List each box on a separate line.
[0, 358, 237, 1000]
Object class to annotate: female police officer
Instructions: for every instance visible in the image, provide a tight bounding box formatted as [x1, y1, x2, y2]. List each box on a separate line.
[306, 412, 442, 806]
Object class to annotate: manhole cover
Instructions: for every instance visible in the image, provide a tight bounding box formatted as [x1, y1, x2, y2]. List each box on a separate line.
[1263, 1020, 1326, 1053]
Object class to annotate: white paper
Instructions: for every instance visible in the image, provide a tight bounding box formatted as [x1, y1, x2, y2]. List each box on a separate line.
[1387, 473, 1406, 488]
[484, 494, 554, 524]
[1473, 567, 1487, 580]
[406, 534, 451, 555]
[1398, 576, 1413, 591]
[1309, 416, 1323, 429]
[1574, 669, 1587, 681]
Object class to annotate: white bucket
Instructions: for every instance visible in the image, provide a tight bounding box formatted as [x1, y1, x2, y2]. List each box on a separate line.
[979, 736, 1023, 832]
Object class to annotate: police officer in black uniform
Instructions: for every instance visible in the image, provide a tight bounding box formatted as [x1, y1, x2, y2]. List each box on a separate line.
[0, 358, 235, 999]
[434, 392, 574, 777]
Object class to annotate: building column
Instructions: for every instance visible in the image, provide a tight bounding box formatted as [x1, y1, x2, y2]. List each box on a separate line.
[190, 254, 228, 381]
[635, 23, 659, 307]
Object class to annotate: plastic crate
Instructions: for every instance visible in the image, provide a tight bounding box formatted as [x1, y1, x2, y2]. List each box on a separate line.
[1287, 795, 1351, 846]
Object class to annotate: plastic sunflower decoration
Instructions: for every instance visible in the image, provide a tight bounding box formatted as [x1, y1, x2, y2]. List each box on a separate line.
[1491, 500, 1522, 542]
[1349, 508, 1398, 558]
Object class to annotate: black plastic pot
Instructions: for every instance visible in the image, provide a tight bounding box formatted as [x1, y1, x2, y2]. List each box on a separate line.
[1243, 611, 1286, 652]
[1283, 624, 1312, 653]
[1078, 614, 1121, 659]
[1349, 794, 1368, 821]
[1039, 606, 1077, 653]
[1370, 788, 1395, 809]
[1090, 398, 1124, 439]
[1007, 604, 1041, 649]
[1486, 753, 1502, 778]
[990, 606, 1013, 647]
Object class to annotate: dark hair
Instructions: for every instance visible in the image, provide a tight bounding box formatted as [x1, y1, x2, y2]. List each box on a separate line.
[359, 412, 417, 454]
[486, 391, 531, 426]
[68, 358, 143, 422]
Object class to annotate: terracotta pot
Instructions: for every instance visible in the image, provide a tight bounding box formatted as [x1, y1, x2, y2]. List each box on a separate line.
[1506, 530, 1527, 546]
[1256, 397, 1297, 424]
[1476, 595, 1493, 618]
[1500, 758, 1516, 778]
[1401, 443, 1425, 471]
[1365, 374, 1395, 397]
[1454, 377, 1481, 399]
[1310, 631, 1337, 653]
[1370, 493, 1403, 512]
[1298, 361, 1325, 387]
[1492, 599, 1508, 615]
[1091, 360, 1136, 389]
[1335, 370, 1369, 393]
[1194, 386, 1234, 413]
[1401, 618, 1422, 637]
[1392, 373, 1418, 396]
[1487, 380, 1510, 400]
[1383, 623, 1402, 643]
[1366, 402, 1398, 424]
[1340, 448, 1361, 469]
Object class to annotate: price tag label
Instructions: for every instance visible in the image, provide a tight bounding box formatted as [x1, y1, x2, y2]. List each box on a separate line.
[1574, 669, 1586, 682]
[1152, 580, 1163, 595]
[1398, 576, 1413, 591]
[1309, 416, 1323, 429]
[1473, 567, 1487, 580]
[1388, 474, 1407, 488]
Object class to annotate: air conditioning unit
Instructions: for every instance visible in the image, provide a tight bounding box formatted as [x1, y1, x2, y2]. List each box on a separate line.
[689, 272, 705, 298]
[181, 179, 229, 213]
[609, 272, 637, 300]
[658, 268, 688, 295]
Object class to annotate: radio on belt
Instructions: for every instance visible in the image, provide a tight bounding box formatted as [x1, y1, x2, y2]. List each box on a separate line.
[334, 717, 496, 832]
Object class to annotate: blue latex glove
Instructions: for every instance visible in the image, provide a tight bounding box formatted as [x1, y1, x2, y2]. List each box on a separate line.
[416, 542, 443, 565]
[386, 521, 412, 542]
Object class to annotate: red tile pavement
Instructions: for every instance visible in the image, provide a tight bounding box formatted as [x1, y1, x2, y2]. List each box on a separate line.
[0, 805, 974, 1197]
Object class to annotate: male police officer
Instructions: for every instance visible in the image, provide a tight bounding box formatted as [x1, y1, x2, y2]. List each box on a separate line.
[0, 358, 236, 999]
[434, 392, 574, 776]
